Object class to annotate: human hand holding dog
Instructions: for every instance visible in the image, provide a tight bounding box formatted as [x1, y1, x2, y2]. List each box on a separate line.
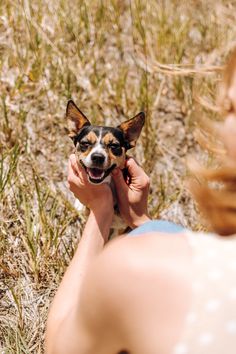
[112, 157, 151, 228]
[68, 154, 113, 213]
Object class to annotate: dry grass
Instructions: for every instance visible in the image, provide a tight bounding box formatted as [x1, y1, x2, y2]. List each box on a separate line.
[1, 0, 236, 352]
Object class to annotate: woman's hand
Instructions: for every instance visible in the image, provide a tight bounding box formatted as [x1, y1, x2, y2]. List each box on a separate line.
[112, 157, 151, 228]
[67, 154, 113, 213]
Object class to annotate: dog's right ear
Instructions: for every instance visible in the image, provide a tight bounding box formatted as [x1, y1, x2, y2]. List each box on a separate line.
[66, 100, 91, 139]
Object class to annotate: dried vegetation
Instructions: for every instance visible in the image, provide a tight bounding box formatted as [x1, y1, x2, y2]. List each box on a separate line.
[1, 0, 236, 352]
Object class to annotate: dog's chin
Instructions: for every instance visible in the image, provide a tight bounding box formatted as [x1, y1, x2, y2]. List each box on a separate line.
[80, 161, 116, 184]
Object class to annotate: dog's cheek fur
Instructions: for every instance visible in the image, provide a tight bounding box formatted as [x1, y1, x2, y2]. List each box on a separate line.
[75, 145, 93, 166]
[109, 148, 126, 169]
[102, 133, 126, 168]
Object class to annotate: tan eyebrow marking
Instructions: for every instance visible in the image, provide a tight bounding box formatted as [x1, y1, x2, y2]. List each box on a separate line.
[102, 133, 119, 145]
[108, 149, 126, 169]
[84, 131, 98, 144]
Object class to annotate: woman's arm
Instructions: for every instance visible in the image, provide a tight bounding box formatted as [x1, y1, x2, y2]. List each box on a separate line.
[45, 155, 114, 354]
[45, 155, 191, 354]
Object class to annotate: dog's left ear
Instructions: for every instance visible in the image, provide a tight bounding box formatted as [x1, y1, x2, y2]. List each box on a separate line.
[118, 112, 145, 149]
[66, 100, 91, 138]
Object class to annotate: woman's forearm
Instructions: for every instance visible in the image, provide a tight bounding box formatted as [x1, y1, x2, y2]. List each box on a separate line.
[46, 206, 113, 327]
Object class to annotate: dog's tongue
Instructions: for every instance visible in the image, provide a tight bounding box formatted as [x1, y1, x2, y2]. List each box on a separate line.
[87, 168, 105, 180]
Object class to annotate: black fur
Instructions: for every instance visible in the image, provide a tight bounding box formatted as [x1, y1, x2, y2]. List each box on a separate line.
[72, 126, 130, 151]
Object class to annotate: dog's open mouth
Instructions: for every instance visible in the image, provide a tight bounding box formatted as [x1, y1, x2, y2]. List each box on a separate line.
[80, 161, 116, 184]
[87, 168, 105, 182]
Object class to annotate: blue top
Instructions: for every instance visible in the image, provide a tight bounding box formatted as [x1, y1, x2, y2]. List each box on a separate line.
[128, 220, 184, 236]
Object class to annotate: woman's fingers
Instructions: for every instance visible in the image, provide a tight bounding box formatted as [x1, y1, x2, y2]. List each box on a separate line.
[68, 154, 88, 185]
[126, 157, 150, 188]
[68, 159, 80, 186]
[69, 154, 80, 176]
[112, 168, 128, 195]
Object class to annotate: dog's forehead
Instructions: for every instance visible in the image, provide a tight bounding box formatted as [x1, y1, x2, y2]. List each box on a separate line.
[77, 125, 125, 145]
[85, 131, 98, 144]
[77, 126, 101, 141]
[101, 127, 125, 144]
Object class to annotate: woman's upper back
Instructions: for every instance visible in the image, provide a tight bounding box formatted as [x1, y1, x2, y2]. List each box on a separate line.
[173, 230, 236, 354]
[59, 229, 236, 354]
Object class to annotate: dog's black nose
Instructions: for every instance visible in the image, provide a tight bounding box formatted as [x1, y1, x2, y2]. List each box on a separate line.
[91, 153, 105, 165]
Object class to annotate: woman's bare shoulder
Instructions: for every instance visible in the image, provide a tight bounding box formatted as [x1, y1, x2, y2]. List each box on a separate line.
[106, 231, 193, 269]
[78, 231, 193, 354]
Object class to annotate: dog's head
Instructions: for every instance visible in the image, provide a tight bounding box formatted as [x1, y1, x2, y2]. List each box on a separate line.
[66, 100, 145, 184]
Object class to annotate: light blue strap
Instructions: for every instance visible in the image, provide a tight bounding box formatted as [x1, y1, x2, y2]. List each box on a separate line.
[128, 220, 184, 236]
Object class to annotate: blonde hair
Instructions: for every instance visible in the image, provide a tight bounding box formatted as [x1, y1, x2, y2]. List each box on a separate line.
[189, 48, 236, 236]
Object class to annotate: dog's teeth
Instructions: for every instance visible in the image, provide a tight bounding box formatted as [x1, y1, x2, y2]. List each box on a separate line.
[87, 168, 105, 180]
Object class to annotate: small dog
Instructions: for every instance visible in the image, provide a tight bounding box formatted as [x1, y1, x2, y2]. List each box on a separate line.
[66, 100, 145, 185]
[66, 100, 145, 233]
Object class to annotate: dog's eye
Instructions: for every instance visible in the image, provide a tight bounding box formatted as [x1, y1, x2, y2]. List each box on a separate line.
[109, 143, 120, 149]
[79, 141, 91, 151]
[109, 143, 122, 155]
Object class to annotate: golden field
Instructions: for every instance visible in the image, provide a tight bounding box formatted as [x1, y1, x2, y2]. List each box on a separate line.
[1, 0, 236, 352]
